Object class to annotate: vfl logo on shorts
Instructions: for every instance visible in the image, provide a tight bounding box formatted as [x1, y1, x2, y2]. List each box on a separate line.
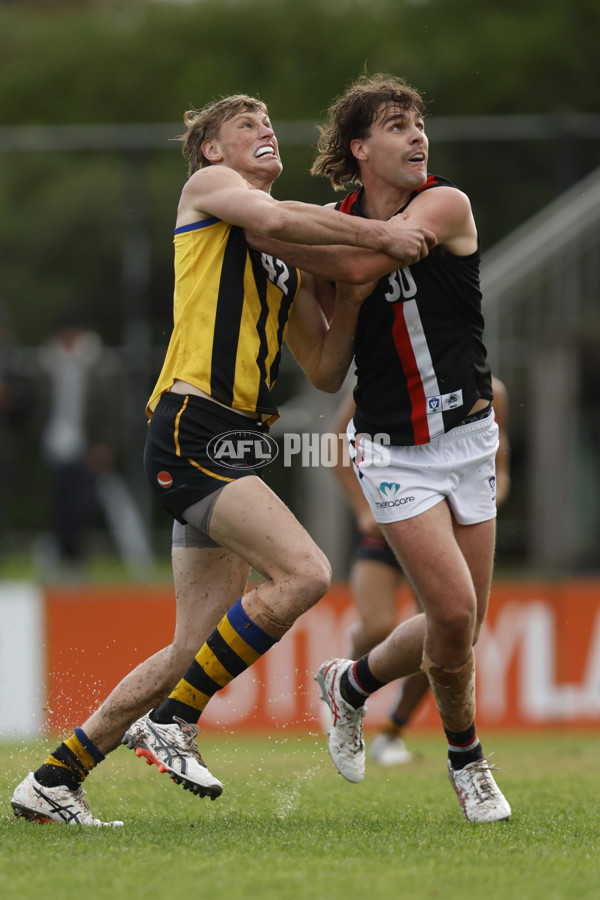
[489, 475, 497, 501]
[157, 471, 173, 489]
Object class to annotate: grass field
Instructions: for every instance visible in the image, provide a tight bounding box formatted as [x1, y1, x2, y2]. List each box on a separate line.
[1, 731, 599, 900]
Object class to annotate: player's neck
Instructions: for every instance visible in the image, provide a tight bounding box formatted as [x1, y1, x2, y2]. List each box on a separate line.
[358, 182, 412, 221]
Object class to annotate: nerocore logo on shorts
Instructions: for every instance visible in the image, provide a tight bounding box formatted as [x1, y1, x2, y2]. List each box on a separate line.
[379, 482, 400, 497]
[207, 430, 279, 469]
[376, 481, 415, 509]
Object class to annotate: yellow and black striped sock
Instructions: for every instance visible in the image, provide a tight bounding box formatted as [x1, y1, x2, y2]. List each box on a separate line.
[152, 597, 278, 725]
[34, 727, 105, 790]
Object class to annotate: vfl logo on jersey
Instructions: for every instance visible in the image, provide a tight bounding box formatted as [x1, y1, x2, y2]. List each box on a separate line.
[157, 471, 173, 489]
[426, 389, 464, 415]
[379, 482, 401, 497]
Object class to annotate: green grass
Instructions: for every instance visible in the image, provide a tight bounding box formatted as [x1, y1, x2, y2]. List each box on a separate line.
[1, 732, 599, 900]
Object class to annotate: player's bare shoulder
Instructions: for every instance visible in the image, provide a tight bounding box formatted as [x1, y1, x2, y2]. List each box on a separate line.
[411, 184, 473, 223]
[407, 184, 476, 255]
[177, 166, 247, 226]
[183, 165, 246, 204]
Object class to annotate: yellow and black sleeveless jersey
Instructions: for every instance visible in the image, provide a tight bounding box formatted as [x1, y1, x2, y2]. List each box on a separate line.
[147, 216, 301, 424]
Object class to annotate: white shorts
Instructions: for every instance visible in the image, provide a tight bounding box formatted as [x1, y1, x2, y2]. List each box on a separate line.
[348, 410, 499, 526]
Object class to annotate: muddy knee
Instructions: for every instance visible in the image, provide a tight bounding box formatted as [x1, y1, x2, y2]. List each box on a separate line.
[242, 568, 329, 640]
[286, 552, 332, 611]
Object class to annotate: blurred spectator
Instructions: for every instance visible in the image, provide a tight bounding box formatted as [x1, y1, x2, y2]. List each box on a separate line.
[36, 314, 152, 576]
[0, 304, 33, 556]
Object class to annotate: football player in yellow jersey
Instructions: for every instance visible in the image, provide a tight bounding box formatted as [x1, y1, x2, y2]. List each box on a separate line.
[11, 93, 436, 825]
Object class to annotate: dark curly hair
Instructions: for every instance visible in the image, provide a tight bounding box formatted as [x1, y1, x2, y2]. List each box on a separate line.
[311, 74, 425, 189]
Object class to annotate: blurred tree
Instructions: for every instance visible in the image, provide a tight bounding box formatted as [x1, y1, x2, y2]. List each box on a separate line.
[1, 0, 598, 122]
[0, 0, 598, 341]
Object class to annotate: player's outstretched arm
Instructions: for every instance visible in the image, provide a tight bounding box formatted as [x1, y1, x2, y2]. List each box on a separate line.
[245, 215, 436, 283]
[181, 166, 436, 258]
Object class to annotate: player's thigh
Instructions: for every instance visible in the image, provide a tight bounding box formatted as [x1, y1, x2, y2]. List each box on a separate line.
[381, 501, 477, 625]
[208, 475, 330, 584]
[452, 516, 496, 634]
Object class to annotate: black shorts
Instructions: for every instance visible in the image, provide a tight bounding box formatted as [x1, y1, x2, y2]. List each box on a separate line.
[355, 534, 402, 571]
[144, 392, 267, 523]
